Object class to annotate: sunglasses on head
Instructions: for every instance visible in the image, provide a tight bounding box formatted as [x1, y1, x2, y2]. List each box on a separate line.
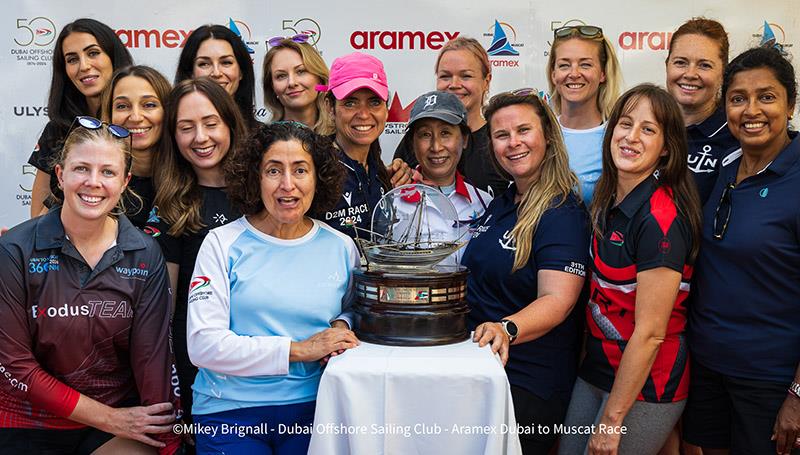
[508, 87, 551, 104]
[554, 25, 603, 40]
[267, 33, 310, 48]
[68, 116, 130, 140]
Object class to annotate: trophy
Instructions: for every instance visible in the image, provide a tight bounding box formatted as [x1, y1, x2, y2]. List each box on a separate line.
[352, 184, 470, 346]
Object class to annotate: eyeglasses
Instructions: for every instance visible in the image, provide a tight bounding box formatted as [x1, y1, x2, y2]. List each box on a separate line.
[68, 116, 130, 141]
[267, 33, 310, 48]
[554, 25, 603, 40]
[712, 182, 735, 240]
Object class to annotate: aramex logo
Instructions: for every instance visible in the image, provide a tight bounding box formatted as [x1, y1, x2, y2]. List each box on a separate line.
[115, 28, 193, 48]
[350, 30, 460, 50]
[618, 31, 672, 51]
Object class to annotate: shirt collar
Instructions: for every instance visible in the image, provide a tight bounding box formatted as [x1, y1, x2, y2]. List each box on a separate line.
[689, 105, 729, 138]
[719, 131, 800, 180]
[409, 168, 473, 203]
[34, 207, 147, 252]
[616, 174, 658, 219]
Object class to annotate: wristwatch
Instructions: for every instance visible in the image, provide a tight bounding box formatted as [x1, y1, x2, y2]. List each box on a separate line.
[500, 319, 518, 343]
[789, 381, 800, 400]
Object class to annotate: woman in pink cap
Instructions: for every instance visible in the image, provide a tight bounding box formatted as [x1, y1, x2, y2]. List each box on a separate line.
[317, 52, 411, 239]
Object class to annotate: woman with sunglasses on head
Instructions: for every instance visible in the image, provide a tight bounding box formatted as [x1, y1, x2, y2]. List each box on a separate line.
[175, 24, 259, 130]
[558, 84, 701, 455]
[263, 34, 333, 135]
[684, 47, 800, 455]
[463, 89, 590, 454]
[102, 65, 172, 230]
[149, 78, 245, 430]
[546, 25, 622, 204]
[393, 90, 492, 265]
[187, 122, 359, 454]
[395, 37, 511, 197]
[0, 118, 180, 454]
[28, 18, 133, 218]
[317, 52, 412, 240]
[666, 18, 741, 205]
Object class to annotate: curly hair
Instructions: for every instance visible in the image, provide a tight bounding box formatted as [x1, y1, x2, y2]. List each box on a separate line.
[226, 122, 344, 218]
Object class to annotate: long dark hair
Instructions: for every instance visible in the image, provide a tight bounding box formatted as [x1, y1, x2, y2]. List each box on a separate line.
[591, 84, 701, 260]
[153, 78, 246, 236]
[46, 18, 132, 148]
[175, 24, 257, 128]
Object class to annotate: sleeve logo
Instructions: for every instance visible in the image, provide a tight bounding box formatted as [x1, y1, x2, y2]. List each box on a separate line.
[190, 276, 211, 291]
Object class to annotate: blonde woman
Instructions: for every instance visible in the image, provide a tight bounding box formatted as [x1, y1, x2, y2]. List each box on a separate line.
[262, 35, 333, 135]
[546, 25, 622, 203]
[463, 89, 590, 455]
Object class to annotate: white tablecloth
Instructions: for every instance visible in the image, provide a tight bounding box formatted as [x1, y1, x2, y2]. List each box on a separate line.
[308, 338, 522, 455]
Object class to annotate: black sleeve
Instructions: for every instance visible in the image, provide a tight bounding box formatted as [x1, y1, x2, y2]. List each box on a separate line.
[393, 136, 418, 168]
[634, 209, 692, 274]
[27, 122, 61, 174]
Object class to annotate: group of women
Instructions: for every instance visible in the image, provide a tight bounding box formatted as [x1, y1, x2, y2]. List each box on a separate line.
[0, 13, 797, 455]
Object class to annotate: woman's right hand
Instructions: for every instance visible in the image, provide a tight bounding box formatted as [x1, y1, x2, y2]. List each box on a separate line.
[291, 327, 360, 362]
[102, 402, 176, 448]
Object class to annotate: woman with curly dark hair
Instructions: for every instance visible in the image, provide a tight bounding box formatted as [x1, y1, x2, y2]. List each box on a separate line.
[186, 122, 359, 454]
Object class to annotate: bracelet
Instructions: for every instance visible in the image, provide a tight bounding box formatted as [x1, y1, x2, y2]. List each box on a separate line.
[789, 381, 800, 400]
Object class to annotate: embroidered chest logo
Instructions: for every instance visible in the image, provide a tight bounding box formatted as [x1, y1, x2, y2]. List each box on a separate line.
[688, 145, 717, 174]
[343, 191, 353, 206]
[147, 206, 160, 223]
[610, 231, 625, 247]
[28, 254, 59, 274]
[213, 213, 228, 224]
[471, 214, 492, 238]
[499, 229, 516, 251]
[759, 187, 769, 198]
[143, 226, 161, 237]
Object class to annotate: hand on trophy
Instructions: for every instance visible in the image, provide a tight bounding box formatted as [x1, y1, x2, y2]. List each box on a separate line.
[473, 322, 510, 366]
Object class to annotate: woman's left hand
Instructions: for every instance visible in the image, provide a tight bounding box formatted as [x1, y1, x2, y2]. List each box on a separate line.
[588, 425, 622, 455]
[772, 394, 800, 455]
[473, 322, 510, 366]
[388, 158, 413, 187]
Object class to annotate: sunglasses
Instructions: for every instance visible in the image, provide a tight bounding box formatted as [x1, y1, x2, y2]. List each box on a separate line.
[712, 182, 736, 240]
[68, 116, 131, 141]
[508, 87, 551, 104]
[267, 33, 310, 48]
[554, 25, 603, 40]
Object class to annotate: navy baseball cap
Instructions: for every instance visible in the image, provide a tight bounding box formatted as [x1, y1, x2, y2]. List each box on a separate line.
[406, 90, 468, 130]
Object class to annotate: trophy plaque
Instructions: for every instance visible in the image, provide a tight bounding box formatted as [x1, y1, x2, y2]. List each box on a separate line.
[353, 184, 470, 346]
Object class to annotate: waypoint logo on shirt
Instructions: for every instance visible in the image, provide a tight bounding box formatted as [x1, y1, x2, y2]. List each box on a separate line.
[618, 31, 672, 51]
[115, 264, 149, 280]
[350, 29, 459, 50]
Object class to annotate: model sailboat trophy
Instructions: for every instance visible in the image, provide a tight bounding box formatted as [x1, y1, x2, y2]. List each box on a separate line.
[352, 184, 471, 346]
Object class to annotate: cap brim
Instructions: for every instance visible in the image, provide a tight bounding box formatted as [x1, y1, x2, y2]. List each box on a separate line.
[405, 110, 466, 131]
[331, 78, 389, 101]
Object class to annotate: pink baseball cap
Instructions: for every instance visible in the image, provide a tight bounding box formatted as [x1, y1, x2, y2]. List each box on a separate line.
[316, 52, 389, 101]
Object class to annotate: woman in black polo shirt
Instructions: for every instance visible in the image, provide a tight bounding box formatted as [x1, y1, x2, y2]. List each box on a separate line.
[665, 18, 740, 204]
[684, 47, 800, 455]
[560, 84, 701, 455]
[463, 89, 590, 455]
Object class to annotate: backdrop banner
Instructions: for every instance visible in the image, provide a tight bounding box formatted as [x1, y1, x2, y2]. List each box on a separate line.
[2, 0, 796, 227]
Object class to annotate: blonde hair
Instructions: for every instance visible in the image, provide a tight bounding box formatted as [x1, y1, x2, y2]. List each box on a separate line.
[546, 34, 622, 119]
[483, 92, 580, 272]
[262, 40, 333, 135]
[53, 125, 138, 215]
[435, 37, 492, 108]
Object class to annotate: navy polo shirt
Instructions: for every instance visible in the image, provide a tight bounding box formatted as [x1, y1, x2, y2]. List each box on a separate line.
[462, 185, 589, 401]
[321, 149, 386, 240]
[689, 132, 800, 383]
[686, 106, 741, 204]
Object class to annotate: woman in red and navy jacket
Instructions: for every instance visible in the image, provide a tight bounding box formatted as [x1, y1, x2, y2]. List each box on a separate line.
[559, 84, 701, 455]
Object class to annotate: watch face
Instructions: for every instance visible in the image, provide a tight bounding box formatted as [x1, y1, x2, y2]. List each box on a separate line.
[504, 320, 518, 337]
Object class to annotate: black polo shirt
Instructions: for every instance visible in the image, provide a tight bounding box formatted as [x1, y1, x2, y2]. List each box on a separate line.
[686, 106, 741, 204]
[0, 209, 179, 449]
[581, 175, 693, 403]
[689, 132, 800, 383]
[321, 149, 386, 240]
[462, 185, 589, 401]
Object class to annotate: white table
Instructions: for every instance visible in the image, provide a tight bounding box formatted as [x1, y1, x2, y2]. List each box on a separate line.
[308, 338, 522, 455]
